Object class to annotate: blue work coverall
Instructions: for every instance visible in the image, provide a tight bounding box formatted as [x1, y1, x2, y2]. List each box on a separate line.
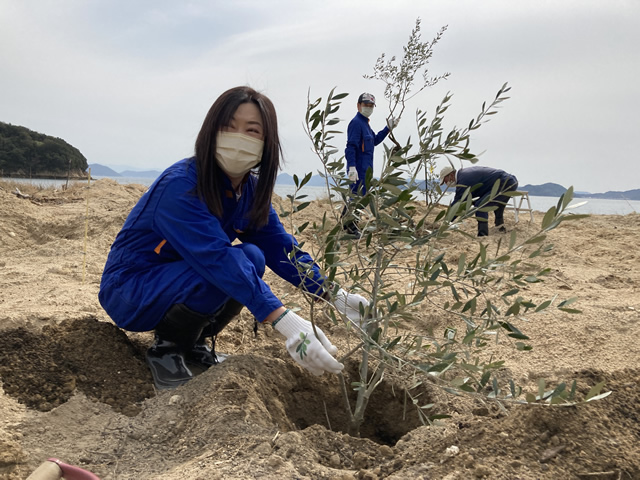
[451, 166, 519, 222]
[345, 112, 389, 195]
[99, 158, 325, 332]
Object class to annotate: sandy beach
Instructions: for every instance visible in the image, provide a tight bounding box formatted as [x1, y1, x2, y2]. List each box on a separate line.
[1, 178, 639, 479]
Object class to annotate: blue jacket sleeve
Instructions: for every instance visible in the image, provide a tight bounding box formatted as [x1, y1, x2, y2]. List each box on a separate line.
[374, 126, 390, 145]
[151, 176, 283, 322]
[452, 185, 466, 204]
[345, 119, 361, 169]
[240, 205, 326, 296]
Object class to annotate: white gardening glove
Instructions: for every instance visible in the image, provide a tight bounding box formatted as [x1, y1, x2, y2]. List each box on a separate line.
[386, 116, 399, 130]
[273, 310, 344, 376]
[333, 288, 370, 328]
[348, 167, 359, 182]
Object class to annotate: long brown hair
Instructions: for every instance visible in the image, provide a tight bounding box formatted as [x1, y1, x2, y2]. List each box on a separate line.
[195, 86, 281, 229]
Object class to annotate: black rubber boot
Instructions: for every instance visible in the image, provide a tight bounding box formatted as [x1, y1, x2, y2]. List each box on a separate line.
[494, 209, 506, 232]
[185, 338, 230, 371]
[210, 298, 244, 336]
[340, 203, 361, 239]
[495, 207, 505, 227]
[343, 221, 361, 239]
[146, 337, 194, 390]
[477, 221, 489, 237]
[184, 340, 223, 374]
[146, 303, 211, 390]
[185, 299, 243, 370]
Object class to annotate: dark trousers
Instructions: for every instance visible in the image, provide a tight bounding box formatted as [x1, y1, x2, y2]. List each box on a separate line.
[475, 175, 518, 226]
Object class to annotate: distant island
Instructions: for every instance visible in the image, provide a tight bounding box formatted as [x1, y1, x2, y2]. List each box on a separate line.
[520, 182, 640, 201]
[88, 163, 162, 178]
[0, 122, 88, 178]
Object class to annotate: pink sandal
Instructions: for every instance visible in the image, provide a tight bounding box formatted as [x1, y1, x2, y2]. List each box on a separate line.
[27, 458, 100, 480]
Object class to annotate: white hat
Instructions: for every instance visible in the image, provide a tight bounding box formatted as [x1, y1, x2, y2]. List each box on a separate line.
[439, 165, 456, 184]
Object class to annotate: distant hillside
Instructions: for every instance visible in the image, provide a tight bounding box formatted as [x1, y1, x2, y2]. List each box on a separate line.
[521, 183, 640, 200]
[574, 189, 640, 201]
[0, 121, 88, 177]
[88, 164, 161, 179]
[520, 183, 568, 197]
[89, 164, 121, 176]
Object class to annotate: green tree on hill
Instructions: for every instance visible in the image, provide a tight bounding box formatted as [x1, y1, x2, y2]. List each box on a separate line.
[0, 121, 88, 177]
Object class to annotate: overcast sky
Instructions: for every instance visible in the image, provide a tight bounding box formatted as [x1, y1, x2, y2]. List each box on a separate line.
[2, 0, 638, 192]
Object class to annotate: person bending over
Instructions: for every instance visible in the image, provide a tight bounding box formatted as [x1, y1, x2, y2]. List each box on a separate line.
[439, 165, 518, 237]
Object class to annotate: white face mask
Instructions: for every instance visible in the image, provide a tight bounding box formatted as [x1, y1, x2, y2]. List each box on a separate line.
[215, 132, 264, 178]
[361, 106, 374, 118]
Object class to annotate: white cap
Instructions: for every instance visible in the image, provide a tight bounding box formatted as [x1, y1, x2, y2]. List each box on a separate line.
[439, 166, 456, 184]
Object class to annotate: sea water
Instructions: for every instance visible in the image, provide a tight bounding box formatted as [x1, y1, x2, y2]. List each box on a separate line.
[273, 185, 640, 216]
[3, 177, 638, 216]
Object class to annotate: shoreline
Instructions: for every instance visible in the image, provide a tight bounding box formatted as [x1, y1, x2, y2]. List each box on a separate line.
[1, 173, 89, 180]
[1, 177, 638, 216]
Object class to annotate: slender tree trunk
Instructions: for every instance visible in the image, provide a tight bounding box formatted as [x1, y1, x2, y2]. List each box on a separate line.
[65, 159, 71, 190]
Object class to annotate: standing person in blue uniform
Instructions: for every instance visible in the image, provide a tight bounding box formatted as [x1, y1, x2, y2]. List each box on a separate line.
[342, 92, 399, 237]
[99, 86, 369, 390]
[439, 165, 518, 237]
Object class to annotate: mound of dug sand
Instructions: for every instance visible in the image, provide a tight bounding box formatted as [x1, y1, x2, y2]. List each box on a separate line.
[0, 179, 639, 479]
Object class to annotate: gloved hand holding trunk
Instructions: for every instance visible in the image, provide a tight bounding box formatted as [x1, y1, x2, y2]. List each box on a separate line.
[332, 288, 370, 328]
[273, 310, 344, 376]
[386, 116, 400, 130]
